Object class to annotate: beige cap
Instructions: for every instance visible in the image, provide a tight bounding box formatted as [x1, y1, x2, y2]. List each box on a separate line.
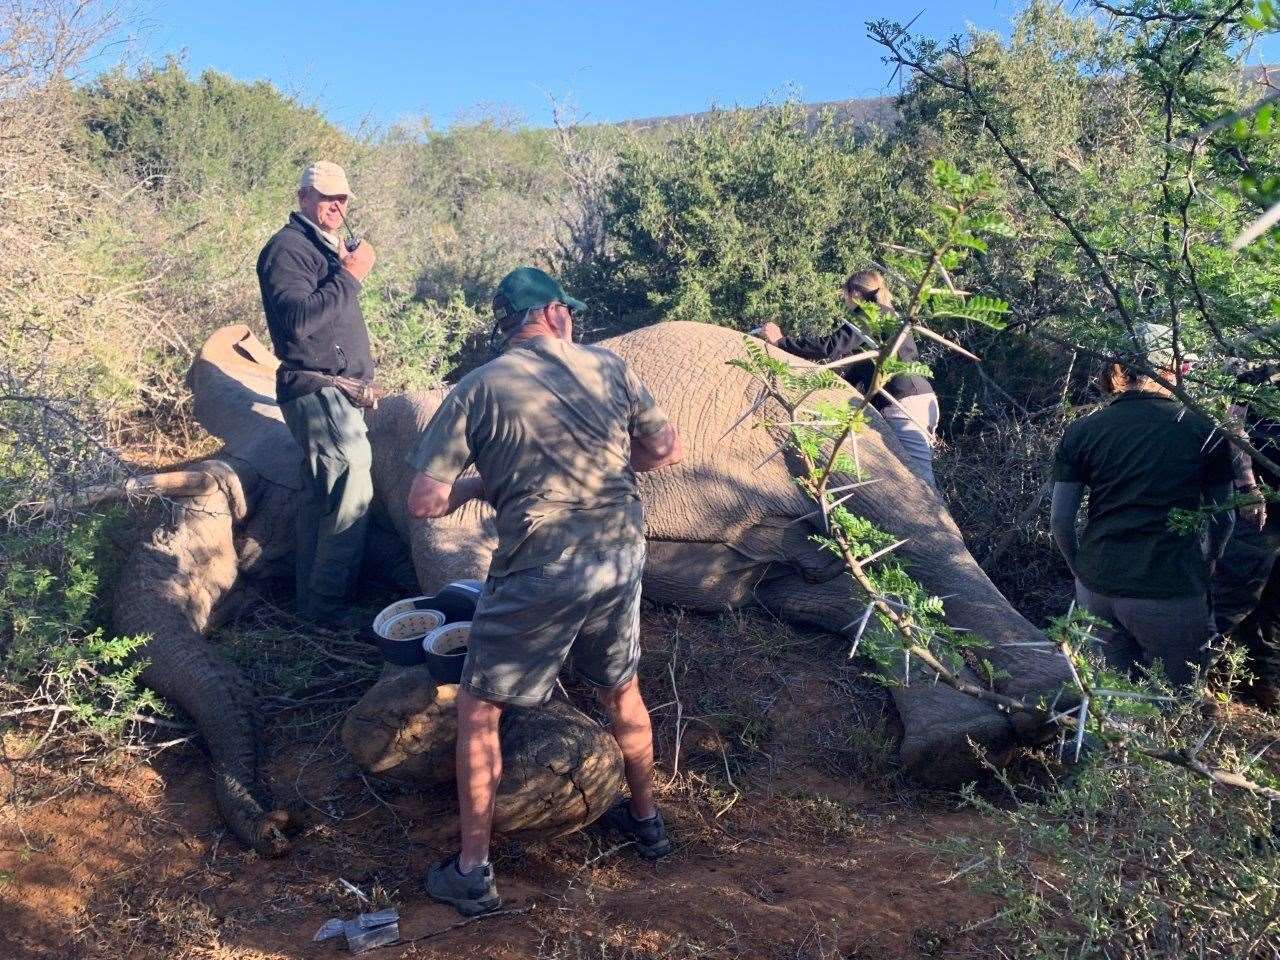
[298, 160, 353, 198]
[1135, 322, 1197, 370]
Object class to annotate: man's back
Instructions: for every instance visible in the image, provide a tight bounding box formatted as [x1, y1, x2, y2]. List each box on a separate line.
[1056, 392, 1233, 598]
[414, 336, 667, 575]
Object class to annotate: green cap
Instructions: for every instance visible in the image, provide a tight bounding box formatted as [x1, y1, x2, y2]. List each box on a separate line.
[492, 267, 587, 336]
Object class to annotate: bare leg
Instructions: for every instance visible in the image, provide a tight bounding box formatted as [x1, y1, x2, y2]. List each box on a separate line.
[597, 676, 657, 819]
[455, 689, 504, 871]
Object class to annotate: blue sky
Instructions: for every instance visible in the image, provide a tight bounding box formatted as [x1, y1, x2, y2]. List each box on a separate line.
[110, 1, 1280, 131]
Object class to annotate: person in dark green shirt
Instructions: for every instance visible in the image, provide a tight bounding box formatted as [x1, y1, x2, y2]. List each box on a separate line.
[1051, 331, 1235, 686]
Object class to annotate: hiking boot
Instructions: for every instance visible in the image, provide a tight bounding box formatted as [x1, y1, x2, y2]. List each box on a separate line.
[599, 800, 673, 859]
[425, 854, 501, 917]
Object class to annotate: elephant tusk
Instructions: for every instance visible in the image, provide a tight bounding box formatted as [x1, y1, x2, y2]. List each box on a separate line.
[131, 470, 219, 497]
[26, 459, 246, 520]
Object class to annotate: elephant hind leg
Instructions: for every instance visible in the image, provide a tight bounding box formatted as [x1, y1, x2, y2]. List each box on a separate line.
[754, 571, 1015, 787]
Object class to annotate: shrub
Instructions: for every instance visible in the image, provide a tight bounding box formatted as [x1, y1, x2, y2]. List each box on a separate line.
[579, 103, 916, 333]
[0, 465, 160, 749]
[362, 289, 487, 391]
[951, 696, 1280, 957]
[79, 56, 353, 206]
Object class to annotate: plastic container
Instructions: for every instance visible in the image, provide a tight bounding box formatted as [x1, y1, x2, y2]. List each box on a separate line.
[422, 621, 471, 684]
[375, 608, 444, 666]
[373, 596, 433, 635]
[370, 580, 483, 667]
[429, 580, 483, 623]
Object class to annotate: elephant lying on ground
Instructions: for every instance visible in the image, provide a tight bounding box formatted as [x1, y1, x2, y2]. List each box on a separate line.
[111, 320, 1073, 855]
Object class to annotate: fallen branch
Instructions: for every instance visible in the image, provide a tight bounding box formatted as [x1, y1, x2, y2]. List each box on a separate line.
[385, 906, 535, 949]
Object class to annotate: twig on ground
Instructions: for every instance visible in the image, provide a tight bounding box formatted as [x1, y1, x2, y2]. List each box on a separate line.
[388, 906, 534, 947]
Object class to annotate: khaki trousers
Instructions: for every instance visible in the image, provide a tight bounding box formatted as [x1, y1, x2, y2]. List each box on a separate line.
[279, 386, 373, 620]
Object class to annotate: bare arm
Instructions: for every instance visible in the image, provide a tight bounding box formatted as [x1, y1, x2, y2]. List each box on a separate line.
[407, 474, 486, 520]
[631, 423, 683, 473]
[1050, 480, 1085, 578]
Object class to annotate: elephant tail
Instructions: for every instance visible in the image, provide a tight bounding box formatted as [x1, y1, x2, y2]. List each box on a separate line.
[113, 462, 297, 856]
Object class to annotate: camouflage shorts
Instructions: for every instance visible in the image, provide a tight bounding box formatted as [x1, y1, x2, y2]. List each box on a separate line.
[461, 540, 645, 707]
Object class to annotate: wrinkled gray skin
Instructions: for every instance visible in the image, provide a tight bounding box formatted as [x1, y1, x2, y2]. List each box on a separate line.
[113, 321, 1072, 855]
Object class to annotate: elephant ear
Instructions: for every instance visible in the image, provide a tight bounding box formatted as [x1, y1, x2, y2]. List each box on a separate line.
[187, 325, 302, 490]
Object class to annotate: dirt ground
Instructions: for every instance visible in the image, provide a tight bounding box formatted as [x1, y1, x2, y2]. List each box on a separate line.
[0, 606, 1007, 960]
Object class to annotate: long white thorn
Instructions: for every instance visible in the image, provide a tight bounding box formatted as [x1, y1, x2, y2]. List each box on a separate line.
[1073, 697, 1090, 762]
[817, 349, 880, 372]
[861, 538, 909, 566]
[779, 419, 841, 428]
[914, 324, 981, 362]
[1233, 196, 1280, 250]
[786, 489, 861, 526]
[826, 477, 884, 495]
[847, 602, 876, 659]
[1090, 688, 1174, 702]
[877, 389, 932, 436]
[754, 438, 790, 471]
[720, 391, 769, 441]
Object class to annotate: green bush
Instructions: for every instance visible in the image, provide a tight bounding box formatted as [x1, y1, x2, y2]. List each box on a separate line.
[577, 103, 916, 333]
[362, 288, 487, 391]
[79, 56, 352, 206]
[952, 714, 1280, 957]
[0, 461, 160, 745]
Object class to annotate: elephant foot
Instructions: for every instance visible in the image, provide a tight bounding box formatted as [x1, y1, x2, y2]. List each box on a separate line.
[342, 666, 624, 842]
[893, 666, 1016, 788]
[494, 701, 624, 842]
[998, 673, 1081, 745]
[343, 666, 458, 783]
[214, 768, 299, 857]
[250, 809, 299, 857]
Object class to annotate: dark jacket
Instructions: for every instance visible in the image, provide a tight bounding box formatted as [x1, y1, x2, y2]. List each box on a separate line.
[257, 213, 374, 402]
[777, 315, 933, 406]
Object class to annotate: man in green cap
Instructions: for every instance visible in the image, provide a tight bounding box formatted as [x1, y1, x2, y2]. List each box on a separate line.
[406, 267, 683, 916]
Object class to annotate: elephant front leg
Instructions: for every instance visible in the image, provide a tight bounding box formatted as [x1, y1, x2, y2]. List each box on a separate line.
[753, 570, 1016, 787]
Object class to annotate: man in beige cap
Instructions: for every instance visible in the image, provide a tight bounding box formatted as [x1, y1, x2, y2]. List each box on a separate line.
[257, 161, 378, 624]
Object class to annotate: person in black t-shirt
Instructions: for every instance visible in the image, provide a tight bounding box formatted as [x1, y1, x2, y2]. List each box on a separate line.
[758, 270, 941, 487]
[1051, 327, 1235, 686]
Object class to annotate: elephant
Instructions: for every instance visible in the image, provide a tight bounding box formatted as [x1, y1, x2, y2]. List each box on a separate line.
[108, 319, 1073, 856]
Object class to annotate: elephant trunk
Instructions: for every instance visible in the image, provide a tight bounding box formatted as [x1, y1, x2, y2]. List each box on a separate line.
[113, 461, 296, 855]
[903, 541, 1079, 738]
[834, 438, 1077, 735]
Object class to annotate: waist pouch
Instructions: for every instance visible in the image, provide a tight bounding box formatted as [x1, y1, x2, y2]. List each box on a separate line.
[287, 369, 386, 409]
[329, 375, 386, 410]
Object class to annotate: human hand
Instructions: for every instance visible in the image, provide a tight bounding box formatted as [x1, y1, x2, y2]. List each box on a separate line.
[341, 240, 376, 282]
[759, 322, 783, 345]
[1240, 489, 1267, 531]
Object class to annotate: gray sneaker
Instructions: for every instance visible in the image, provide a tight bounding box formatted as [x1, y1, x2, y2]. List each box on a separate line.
[425, 854, 501, 917]
[600, 800, 673, 859]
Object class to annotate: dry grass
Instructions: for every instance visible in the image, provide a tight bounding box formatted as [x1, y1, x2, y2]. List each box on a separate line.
[0, 593, 1004, 960]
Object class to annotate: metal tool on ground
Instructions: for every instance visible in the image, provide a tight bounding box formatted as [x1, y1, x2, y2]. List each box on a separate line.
[312, 907, 401, 953]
